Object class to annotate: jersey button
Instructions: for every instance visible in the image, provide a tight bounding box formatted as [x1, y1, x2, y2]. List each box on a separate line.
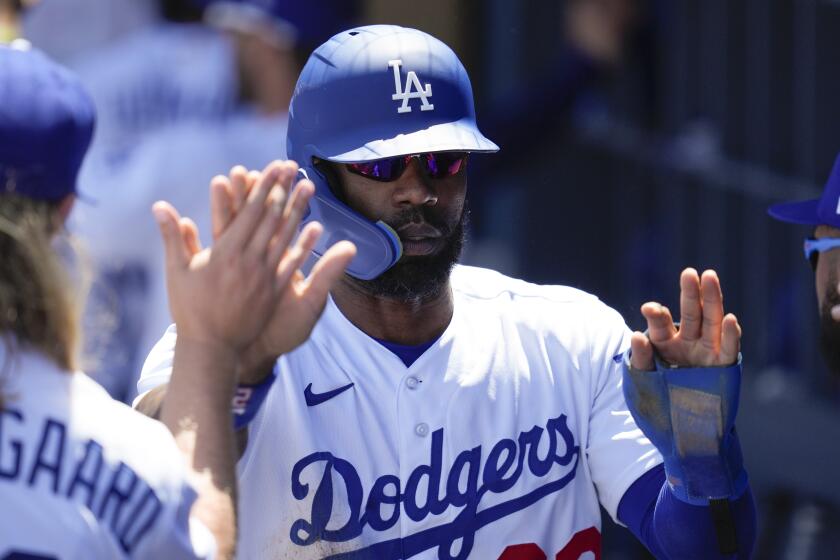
[415, 423, 429, 437]
[405, 376, 420, 390]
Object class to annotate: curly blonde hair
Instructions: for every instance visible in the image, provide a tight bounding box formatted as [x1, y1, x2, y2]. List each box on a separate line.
[0, 193, 80, 407]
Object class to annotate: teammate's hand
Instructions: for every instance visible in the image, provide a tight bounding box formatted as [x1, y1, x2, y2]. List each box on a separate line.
[153, 160, 339, 357]
[629, 268, 741, 371]
[209, 161, 356, 383]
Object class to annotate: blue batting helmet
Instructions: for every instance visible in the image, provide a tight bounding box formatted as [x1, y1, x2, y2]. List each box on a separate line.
[287, 24, 499, 280]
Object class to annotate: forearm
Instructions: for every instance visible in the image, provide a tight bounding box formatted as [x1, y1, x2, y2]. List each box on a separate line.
[161, 337, 239, 560]
[134, 364, 260, 458]
[652, 483, 756, 559]
[619, 464, 757, 559]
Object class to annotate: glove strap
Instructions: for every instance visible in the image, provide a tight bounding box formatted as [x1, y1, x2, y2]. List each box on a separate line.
[623, 353, 747, 505]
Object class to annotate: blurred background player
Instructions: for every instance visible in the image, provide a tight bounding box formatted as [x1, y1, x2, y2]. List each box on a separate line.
[24, 0, 235, 166]
[769, 154, 840, 382]
[20, 0, 238, 403]
[20, 0, 358, 403]
[0, 41, 239, 560]
[763, 154, 840, 558]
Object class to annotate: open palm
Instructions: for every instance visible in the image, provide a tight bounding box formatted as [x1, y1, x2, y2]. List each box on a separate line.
[630, 268, 741, 371]
[210, 162, 355, 383]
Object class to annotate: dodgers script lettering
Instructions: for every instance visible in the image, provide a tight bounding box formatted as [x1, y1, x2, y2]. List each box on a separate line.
[290, 414, 580, 560]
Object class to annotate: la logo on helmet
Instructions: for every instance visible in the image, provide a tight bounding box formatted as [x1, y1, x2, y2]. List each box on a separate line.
[388, 59, 434, 114]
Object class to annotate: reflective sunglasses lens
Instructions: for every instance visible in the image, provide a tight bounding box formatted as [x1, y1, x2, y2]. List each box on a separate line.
[425, 152, 467, 178]
[347, 153, 467, 181]
[347, 157, 406, 181]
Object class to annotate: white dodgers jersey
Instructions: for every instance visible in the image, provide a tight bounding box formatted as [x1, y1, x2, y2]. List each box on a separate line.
[139, 266, 662, 559]
[0, 347, 216, 560]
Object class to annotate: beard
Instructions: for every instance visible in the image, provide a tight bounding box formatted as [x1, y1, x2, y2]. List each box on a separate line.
[349, 206, 468, 302]
[819, 284, 840, 378]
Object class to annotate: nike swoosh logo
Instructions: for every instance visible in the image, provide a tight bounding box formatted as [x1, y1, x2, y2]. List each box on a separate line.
[304, 382, 355, 407]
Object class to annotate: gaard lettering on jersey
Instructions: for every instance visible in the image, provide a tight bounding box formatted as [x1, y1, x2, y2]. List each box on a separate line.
[289, 414, 580, 559]
[0, 408, 163, 553]
[389, 59, 434, 114]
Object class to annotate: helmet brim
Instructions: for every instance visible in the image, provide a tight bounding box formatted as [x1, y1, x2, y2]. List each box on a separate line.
[319, 118, 499, 163]
[768, 199, 821, 225]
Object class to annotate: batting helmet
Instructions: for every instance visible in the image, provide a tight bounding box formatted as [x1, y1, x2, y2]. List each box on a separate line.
[287, 24, 499, 280]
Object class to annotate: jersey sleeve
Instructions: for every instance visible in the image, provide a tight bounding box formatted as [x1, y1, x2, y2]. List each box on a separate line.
[134, 323, 178, 401]
[583, 304, 663, 524]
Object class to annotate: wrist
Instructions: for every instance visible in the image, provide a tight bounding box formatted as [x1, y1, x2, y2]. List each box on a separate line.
[162, 336, 239, 436]
[238, 349, 279, 385]
[173, 336, 239, 379]
[174, 332, 240, 365]
[232, 362, 278, 430]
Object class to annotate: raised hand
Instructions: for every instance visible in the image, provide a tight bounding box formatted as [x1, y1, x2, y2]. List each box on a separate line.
[153, 161, 316, 355]
[629, 268, 741, 371]
[209, 162, 356, 382]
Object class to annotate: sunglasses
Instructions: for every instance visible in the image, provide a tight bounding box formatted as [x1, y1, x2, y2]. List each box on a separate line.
[804, 237, 840, 270]
[345, 152, 468, 182]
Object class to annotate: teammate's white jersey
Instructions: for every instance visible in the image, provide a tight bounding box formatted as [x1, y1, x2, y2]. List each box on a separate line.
[0, 346, 216, 560]
[139, 265, 662, 559]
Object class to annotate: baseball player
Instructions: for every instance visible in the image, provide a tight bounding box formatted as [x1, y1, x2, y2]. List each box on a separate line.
[0, 44, 352, 558]
[136, 25, 756, 559]
[769, 153, 840, 375]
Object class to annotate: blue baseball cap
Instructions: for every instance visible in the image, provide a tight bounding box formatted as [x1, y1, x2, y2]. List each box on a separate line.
[0, 43, 96, 202]
[769, 153, 840, 229]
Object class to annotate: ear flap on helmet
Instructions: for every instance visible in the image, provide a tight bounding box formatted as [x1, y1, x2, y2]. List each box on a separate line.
[298, 167, 402, 280]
